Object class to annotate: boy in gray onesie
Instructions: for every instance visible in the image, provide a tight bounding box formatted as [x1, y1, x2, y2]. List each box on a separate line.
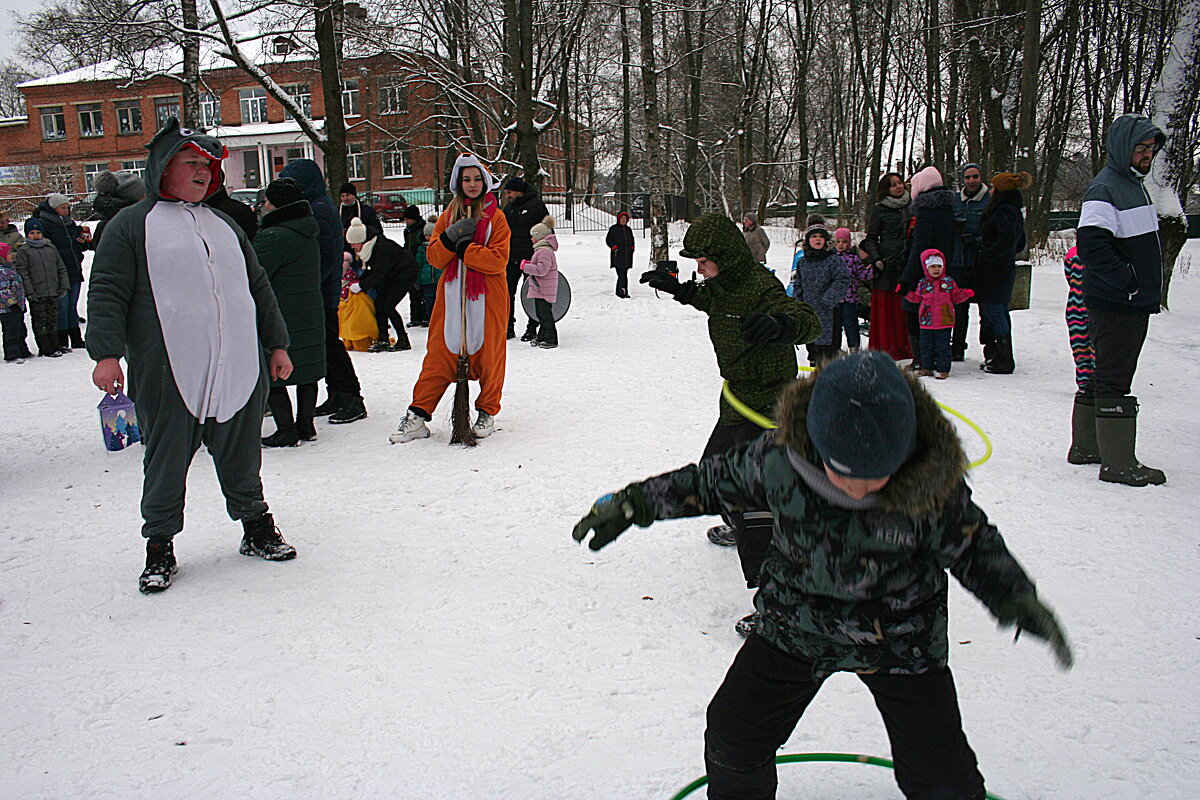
[87, 118, 297, 593]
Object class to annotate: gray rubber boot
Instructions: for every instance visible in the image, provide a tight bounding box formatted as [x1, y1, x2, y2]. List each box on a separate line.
[1067, 394, 1101, 465]
[1095, 396, 1166, 486]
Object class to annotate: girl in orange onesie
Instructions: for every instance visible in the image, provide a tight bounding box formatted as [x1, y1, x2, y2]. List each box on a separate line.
[390, 154, 511, 443]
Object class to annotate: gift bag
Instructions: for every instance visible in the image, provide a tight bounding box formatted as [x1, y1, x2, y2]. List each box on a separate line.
[98, 391, 141, 451]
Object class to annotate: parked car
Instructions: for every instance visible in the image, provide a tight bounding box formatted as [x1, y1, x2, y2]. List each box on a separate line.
[229, 188, 265, 214]
[369, 192, 410, 221]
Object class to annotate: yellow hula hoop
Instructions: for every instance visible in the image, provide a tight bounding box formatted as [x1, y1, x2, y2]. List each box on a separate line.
[721, 369, 993, 470]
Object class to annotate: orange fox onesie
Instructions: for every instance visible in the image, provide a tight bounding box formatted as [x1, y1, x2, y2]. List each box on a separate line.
[410, 155, 511, 418]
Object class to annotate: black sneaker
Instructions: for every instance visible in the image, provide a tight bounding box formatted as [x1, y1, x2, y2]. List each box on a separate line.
[707, 524, 738, 547]
[139, 537, 178, 594]
[735, 612, 760, 638]
[262, 429, 300, 448]
[239, 513, 297, 561]
[520, 330, 537, 342]
[329, 397, 367, 424]
[390, 340, 412, 351]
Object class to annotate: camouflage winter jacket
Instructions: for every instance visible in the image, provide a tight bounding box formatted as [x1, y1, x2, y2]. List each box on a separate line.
[635, 370, 1037, 676]
[674, 214, 821, 425]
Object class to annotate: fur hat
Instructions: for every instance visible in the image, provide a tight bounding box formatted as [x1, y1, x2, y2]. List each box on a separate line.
[24, 218, 44, 234]
[340, 182, 357, 196]
[265, 177, 305, 209]
[909, 166, 943, 199]
[94, 170, 146, 202]
[805, 213, 826, 228]
[345, 217, 369, 244]
[805, 351, 917, 479]
[403, 204, 423, 222]
[47, 192, 70, 209]
[530, 215, 555, 241]
[990, 171, 1033, 192]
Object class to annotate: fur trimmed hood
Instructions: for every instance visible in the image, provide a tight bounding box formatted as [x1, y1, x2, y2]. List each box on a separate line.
[774, 363, 968, 517]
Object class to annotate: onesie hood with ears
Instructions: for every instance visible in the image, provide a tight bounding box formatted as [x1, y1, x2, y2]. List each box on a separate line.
[145, 117, 228, 202]
[449, 153, 499, 197]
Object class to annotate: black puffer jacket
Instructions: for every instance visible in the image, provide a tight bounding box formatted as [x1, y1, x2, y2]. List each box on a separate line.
[205, 187, 259, 242]
[900, 187, 958, 309]
[503, 189, 550, 265]
[971, 194, 1026, 305]
[35, 201, 87, 282]
[862, 201, 910, 290]
[358, 235, 418, 295]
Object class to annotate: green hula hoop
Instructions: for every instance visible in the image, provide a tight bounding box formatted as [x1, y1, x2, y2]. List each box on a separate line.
[721, 371, 993, 470]
[669, 752, 1009, 800]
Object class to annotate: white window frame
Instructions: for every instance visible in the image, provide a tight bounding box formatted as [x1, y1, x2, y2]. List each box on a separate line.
[44, 164, 74, 193]
[78, 103, 104, 137]
[341, 79, 360, 117]
[382, 143, 412, 178]
[40, 106, 66, 140]
[347, 143, 364, 180]
[154, 97, 180, 130]
[378, 79, 406, 115]
[83, 162, 107, 192]
[116, 101, 143, 135]
[239, 88, 268, 124]
[200, 93, 222, 128]
[284, 84, 311, 118]
[121, 159, 147, 178]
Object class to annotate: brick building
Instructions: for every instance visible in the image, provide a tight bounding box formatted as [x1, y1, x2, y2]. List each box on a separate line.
[0, 40, 591, 215]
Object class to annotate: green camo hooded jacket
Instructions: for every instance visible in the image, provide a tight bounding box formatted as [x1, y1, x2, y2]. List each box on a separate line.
[674, 214, 821, 425]
[634, 366, 1037, 677]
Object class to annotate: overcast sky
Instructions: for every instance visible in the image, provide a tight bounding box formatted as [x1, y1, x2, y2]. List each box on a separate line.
[3, 0, 52, 71]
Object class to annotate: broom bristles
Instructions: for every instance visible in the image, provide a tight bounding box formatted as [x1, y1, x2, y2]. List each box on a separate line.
[450, 354, 477, 447]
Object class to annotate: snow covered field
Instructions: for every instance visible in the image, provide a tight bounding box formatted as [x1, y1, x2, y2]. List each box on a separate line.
[2, 228, 1198, 800]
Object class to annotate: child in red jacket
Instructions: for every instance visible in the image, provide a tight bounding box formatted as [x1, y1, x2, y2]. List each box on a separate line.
[905, 249, 973, 378]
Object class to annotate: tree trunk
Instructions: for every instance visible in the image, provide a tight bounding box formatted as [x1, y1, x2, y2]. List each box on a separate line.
[638, 0, 669, 266]
[316, 0, 347, 198]
[181, 0, 200, 128]
[619, 1, 632, 200]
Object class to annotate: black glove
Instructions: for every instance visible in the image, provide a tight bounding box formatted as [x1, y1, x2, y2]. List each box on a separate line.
[572, 485, 653, 551]
[640, 270, 697, 303]
[439, 230, 456, 252]
[740, 313, 782, 344]
[996, 593, 1074, 670]
[455, 237, 472, 260]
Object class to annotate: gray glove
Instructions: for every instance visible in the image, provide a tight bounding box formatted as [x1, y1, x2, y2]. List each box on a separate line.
[444, 218, 478, 248]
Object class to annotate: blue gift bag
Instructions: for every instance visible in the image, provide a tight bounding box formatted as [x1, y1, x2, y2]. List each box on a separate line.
[98, 392, 141, 451]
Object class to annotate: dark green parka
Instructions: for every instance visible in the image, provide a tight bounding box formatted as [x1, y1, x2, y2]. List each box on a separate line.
[673, 213, 821, 425]
[634, 368, 1039, 677]
[254, 200, 326, 387]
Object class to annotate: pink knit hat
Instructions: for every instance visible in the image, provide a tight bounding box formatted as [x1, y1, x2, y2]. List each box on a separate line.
[909, 166, 943, 199]
[0, 242, 10, 260]
[833, 227, 851, 242]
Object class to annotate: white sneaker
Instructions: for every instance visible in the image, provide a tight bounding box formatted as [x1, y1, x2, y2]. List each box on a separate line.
[472, 410, 495, 438]
[388, 410, 430, 443]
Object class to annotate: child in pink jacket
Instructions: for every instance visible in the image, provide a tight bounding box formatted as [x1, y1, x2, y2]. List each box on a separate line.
[905, 248, 973, 378]
[520, 215, 559, 349]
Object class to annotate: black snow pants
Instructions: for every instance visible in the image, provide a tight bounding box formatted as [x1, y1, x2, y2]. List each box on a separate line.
[702, 420, 773, 588]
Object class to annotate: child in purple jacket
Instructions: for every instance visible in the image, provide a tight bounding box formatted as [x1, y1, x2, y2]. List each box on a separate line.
[520, 215, 559, 349]
[832, 227, 875, 352]
[905, 248, 973, 378]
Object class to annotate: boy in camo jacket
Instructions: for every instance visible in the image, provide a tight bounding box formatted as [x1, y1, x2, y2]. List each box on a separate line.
[574, 349, 1072, 800]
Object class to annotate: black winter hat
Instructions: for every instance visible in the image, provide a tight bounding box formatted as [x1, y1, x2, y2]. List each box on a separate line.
[265, 177, 305, 209]
[806, 351, 916, 479]
[505, 176, 530, 193]
[403, 204, 423, 222]
[340, 182, 357, 196]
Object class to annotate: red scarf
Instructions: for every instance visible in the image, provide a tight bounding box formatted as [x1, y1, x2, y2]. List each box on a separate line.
[443, 192, 497, 300]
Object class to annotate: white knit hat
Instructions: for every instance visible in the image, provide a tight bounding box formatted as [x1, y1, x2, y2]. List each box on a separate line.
[530, 214, 555, 242]
[47, 192, 70, 209]
[346, 217, 368, 244]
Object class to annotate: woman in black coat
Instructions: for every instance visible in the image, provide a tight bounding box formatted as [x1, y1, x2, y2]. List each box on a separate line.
[971, 172, 1030, 374]
[861, 173, 911, 361]
[605, 211, 636, 298]
[900, 166, 959, 369]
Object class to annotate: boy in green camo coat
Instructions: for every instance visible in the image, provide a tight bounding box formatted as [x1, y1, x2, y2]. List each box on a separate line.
[640, 214, 821, 626]
[574, 350, 1072, 800]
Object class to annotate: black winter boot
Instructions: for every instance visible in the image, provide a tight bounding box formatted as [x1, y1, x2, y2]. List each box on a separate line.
[313, 390, 345, 417]
[295, 384, 318, 441]
[36, 333, 63, 358]
[520, 321, 539, 342]
[57, 331, 72, 353]
[239, 513, 297, 560]
[329, 394, 367, 424]
[139, 536, 177, 593]
[906, 332, 922, 371]
[262, 390, 300, 447]
[1067, 394, 1101, 465]
[68, 326, 85, 349]
[1095, 397, 1166, 486]
[982, 336, 1014, 374]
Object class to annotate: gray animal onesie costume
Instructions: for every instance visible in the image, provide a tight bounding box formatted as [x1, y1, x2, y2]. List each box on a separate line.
[86, 119, 289, 539]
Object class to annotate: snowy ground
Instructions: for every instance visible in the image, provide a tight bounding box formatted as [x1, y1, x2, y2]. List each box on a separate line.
[2, 228, 1198, 800]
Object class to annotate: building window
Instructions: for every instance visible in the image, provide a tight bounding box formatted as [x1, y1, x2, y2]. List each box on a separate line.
[341, 79, 360, 117]
[116, 101, 143, 135]
[44, 164, 74, 193]
[121, 159, 147, 178]
[40, 106, 67, 140]
[378, 79, 406, 114]
[284, 84, 311, 118]
[347, 143, 364, 180]
[273, 36, 294, 55]
[78, 104, 104, 137]
[240, 88, 268, 124]
[154, 97, 180, 130]
[200, 93, 222, 128]
[84, 163, 108, 192]
[383, 143, 411, 178]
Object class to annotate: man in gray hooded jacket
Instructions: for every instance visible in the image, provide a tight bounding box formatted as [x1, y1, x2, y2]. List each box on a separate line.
[87, 118, 298, 593]
[1073, 113, 1167, 488]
